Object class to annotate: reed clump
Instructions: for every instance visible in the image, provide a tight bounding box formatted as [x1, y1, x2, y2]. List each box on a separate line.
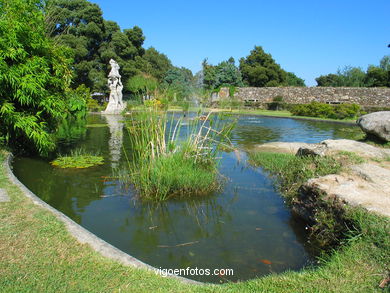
[124, 108, 235, 201]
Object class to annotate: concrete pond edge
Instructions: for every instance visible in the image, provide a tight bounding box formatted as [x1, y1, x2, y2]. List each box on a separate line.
[3, 153, 202, 286]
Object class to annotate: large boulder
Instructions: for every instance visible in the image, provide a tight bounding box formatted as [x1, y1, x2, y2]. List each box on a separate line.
[297, 163, 390, 218]
[357, 111, 390, 142]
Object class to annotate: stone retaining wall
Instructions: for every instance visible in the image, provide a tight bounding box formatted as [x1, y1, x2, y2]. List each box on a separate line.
[233, 87, 390, 107]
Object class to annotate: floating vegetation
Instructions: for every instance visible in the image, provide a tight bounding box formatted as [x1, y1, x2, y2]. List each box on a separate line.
[86, 124, 108, 128]
[51, 149, 104, 169]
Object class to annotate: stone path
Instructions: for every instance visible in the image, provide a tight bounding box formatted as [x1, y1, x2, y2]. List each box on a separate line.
[0, 188, 10, 202]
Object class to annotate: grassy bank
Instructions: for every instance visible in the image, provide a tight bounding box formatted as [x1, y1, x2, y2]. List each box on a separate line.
[170, 108, 357, 124]
[0, 150, 389, 292]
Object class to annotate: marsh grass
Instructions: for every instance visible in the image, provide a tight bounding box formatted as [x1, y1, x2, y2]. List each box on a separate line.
[51, 148, 104, 169]
[248, 152, 342, 200]
[124, 109, 235, 200]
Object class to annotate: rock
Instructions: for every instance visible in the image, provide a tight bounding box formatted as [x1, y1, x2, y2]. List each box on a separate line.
[253, 142, 311, 154]
[357, 111, 390, 142]
[321, 139, 390, 159]
[299, 163, 390, 218]
[254, 139, 390, 160]
[297, 144, 327, 157]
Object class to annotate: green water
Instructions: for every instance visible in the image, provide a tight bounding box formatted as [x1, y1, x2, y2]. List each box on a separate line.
[12, 113, 363, 283]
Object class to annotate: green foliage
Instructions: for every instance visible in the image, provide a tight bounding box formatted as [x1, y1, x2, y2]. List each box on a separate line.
[86, 98, 101, 112]
[290, 102, 362, 119]
[0, 0, 78, 155]
[239, 46, 287, 87]
[163, 67, 194, 101]
[51, 149, 104, 168]
[202, 57, 243, 90]
[267, 96, 286, 110]
[316, 66, 367, 87]
[126, 74, 158, 98]
[141, 47, 172, 81]
[217, 98, 244, 109]
[47, 0, 175, 92]
[365, 65, 389, 87]
[316, 56, 390, 88]
[285, 72, 306, 86]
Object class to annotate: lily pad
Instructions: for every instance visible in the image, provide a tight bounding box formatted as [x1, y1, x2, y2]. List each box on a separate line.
[51, 155, 104, 169]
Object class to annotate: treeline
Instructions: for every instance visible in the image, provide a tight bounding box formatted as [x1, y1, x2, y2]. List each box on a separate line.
[315, 56, 390, 87]
[202, 46, 305, 90]
[46, 0, 194, 101]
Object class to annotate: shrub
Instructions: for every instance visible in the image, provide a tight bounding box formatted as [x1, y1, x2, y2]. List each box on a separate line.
[0, 0, 76, 155]
[267, 96, 287, 110]
[290, 102, 362, 119]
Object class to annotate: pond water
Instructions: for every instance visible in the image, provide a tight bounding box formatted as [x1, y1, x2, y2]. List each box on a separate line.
[12, 113, 363, 283]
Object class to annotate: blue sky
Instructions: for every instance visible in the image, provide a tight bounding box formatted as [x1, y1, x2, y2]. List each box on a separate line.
[92, 0, 389, 86]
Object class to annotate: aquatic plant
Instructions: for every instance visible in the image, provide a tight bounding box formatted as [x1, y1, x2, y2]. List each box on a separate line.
[51, 149, 104, 169]
[123, 108, 236, 200]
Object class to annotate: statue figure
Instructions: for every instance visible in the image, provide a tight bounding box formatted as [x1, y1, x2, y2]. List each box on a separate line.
[103, 59, 126, 114]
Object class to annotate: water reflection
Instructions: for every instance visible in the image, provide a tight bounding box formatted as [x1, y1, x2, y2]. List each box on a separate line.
[104, 115, 124, 168]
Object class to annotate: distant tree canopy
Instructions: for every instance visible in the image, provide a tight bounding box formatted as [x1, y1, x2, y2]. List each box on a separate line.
[202, 57, 244, 90]
[46, 0, 176, 93]
[238, 46, 305, 87]
[316, 56, 390, 87]
[0, 0, 86, 155]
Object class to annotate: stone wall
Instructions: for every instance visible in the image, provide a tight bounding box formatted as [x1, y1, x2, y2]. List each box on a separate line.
[233, 87, 390, 107]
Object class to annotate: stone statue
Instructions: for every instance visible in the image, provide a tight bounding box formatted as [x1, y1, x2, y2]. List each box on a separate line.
[103, 59, 126, 114]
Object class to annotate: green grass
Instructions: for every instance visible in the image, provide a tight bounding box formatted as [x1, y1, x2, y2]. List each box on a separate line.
[248, 152, 343, 200]
[0, 150, 389, 292]
[51, 149, 104, 169]
[129, 151, 219, 201]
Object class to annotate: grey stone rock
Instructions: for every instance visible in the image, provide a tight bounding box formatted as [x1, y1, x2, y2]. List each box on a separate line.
[321, 139, 390, 159]
[296, 144, 327, 157]
[300, 163, 390, 218]
[357, 111, 390, 142]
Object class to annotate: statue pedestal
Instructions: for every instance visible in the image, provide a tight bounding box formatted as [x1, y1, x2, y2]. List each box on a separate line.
[102, 101, 126, 114]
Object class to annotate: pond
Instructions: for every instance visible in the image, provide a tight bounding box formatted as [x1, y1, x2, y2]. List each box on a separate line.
[12, 113, 363, 283]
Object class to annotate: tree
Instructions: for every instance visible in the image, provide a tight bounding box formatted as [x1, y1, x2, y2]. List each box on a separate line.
[316, 66, 367, 87]
[239, 46, 287, 87]
[316, 74, 343, 86]
[285, 72, 305, 86]
[336, 66, 367, 87]
[366, 65, 389, 87]
[163, 67, 194, 101]
[202, 58, 243, 89]
[141, 47, 172, 81]
[47, 0, 106, 89]
[0, 0, 81, 154]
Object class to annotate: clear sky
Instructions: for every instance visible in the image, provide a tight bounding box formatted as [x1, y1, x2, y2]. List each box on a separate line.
[92, 0, 389, 86]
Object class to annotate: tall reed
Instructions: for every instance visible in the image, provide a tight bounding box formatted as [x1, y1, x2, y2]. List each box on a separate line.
[124, 108, 236, 201]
